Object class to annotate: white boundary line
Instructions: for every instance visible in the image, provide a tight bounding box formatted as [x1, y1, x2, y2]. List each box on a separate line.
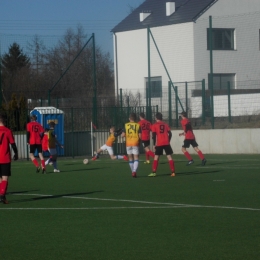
[0, 193, 258, 211]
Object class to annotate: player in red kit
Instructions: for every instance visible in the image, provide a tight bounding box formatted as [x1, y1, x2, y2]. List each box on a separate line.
[179, 111, 206, 166]
[148, 112, 175, 177]
[0, 113, 18, 204]
[27, 115, 46, 173]
[138, 113, 154, 164]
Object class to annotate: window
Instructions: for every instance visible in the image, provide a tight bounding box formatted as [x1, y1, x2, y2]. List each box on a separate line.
[207, 28, 235, 50]
[145, 76, 162, 98]
[208, 73, 236, 89]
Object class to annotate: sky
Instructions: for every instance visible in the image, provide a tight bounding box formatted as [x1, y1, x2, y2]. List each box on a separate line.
[0, 0, 143, 58]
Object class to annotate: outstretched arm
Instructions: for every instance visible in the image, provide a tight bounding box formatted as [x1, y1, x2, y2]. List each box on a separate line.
[11, 143, 18, 160]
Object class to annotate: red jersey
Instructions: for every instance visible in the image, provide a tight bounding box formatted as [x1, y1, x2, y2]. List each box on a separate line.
[138, 119, 152, 141]
[42, 134, 49, 151]
[152, 121, 171, 146]
[27, 121, 44, 145]
[181, 118, 195, 139]
[0, 126, 15, 163]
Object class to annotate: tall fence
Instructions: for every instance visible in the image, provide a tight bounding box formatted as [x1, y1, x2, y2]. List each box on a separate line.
[8, 105, 158, 159]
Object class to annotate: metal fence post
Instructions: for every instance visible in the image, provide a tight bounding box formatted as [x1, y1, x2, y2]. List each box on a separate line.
[127, 96, 130, 116]
[175, 86, 179, 128]
[120, 88, 123, 108]
[228, 81, 231, 123]
[71, 107, 74, 158]
[168, 81, 172, 127]
[185, 82, 188, 113]
[202, 79, 206, 124]
[209, 15, 214, 129]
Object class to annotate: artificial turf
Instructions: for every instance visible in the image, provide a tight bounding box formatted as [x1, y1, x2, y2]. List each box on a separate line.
[1, 154, 260, 260]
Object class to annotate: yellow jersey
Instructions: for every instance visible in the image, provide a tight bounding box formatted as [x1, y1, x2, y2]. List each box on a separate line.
[105, 133, 116, 147]
[124, 122, 140, 147]
[48, 129, 56, 149]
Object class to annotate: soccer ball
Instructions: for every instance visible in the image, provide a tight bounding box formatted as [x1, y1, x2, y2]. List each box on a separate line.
[83, 159, 89, 164]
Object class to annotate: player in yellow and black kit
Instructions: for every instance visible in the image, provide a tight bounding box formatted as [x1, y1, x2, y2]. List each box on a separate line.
[45, 121, 64, 173]
[92, 126, 128, 161]
[121, 113, 141, 178]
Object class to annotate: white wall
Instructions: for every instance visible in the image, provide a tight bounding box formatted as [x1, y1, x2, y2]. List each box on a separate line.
[171, 128, 260, 154]
[194, 0, 260, 84]
[114, 22, 195, 95]
[190, 93, 260, 118]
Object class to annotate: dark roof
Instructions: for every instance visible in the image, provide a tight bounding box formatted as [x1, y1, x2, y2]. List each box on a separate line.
[111, 0, 218, 33]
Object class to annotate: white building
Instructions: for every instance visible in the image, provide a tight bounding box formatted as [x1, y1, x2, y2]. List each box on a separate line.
[112, 0, 260, 117]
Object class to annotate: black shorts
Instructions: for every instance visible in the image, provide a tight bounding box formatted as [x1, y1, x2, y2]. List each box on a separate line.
[142, 140, 150, 148]
[30, 144, 42, 154]
[155, 145, 173, 156]
[183, 139, 198, 148]
[0, 163, 11, 177]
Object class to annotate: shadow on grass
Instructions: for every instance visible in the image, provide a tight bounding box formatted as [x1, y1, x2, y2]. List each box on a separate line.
[8, 190, 39, 195]
[209, 161, 237, 166]
[176, 170, 222, 175]
[149, 169, 222, 177]
[46, 167, 104, 173]
[9, 190, 104, 204]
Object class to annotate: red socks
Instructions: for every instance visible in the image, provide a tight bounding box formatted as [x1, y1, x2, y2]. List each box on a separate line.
[0, 180, 8, 195]
[41, 160, 45, 169]
[146, 151, 155, 160]
[184, 151, 192, 161]
[152, 160, 158, 172]
[197, 150, 205, 160]
[32, 158, 39, 167]
[148, 150, 155, 158]
[169, 160, 175, 173]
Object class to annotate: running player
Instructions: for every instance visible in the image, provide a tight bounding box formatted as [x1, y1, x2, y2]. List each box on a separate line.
[42, 128, 53, 166]
[0, 113, 18, 204]
[148, 112, 175, 177]
[138, 113, 154, 164]
[92, 126, 128, 161]
[27, 115, 45, 173]
[121, 113, 141, 178]
[179, 111, 206, 166]
[46, 121, 63, 172]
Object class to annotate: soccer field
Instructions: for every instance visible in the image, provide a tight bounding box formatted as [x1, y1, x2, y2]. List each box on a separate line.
[1, 154, 260, 260]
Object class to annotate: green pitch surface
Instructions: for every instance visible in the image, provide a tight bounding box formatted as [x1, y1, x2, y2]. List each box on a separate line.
[1, 154, 260, 260]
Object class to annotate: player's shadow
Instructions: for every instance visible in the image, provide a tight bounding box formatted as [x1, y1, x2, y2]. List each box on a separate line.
[152, 169, 222, 177]
[9, 191, 104, 204]
[8, 190, 39, 195]
[209, 161, 237, 166]
[176, 170, 222, 175]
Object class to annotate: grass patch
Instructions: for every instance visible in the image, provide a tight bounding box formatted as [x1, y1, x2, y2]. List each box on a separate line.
[1, 154, 260, 260]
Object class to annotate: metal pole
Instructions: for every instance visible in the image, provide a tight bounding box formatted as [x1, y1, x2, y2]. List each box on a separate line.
[228, 81, 231, 123]
[202, 79, 206, 125]
[147, 26, 151, 121]
[175, 86, 179, 128]
[168, 81, 172, 127]
[185, 82, 188, 113]
[127, 96, 130, 116]
[71, 107, 74, 158]
[47, 94, 50, 106]
[149, 28, 184, 111]
[209, 16, 214, 129]
[92, 33, 97, 126]
[120, 88, 123, 108]
[48, 36, 93, 102]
